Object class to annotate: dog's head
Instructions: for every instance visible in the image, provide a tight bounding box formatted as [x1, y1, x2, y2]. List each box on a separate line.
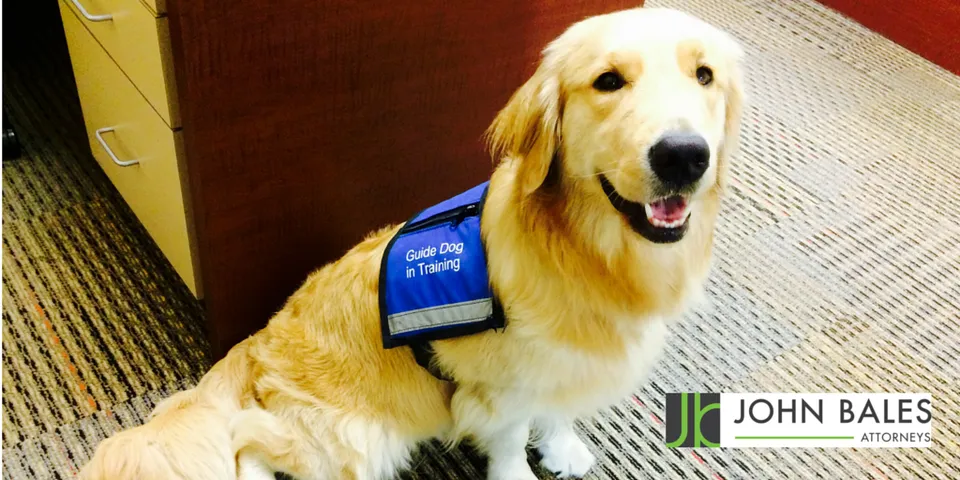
[488, 8, 744, 246]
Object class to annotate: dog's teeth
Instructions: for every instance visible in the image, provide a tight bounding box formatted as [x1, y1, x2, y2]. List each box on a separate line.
[649, 216, 688, 229]
[645, 202, 693, 230]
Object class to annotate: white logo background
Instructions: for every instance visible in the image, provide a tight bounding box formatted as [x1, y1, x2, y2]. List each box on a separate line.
[721, 393, 932, 448]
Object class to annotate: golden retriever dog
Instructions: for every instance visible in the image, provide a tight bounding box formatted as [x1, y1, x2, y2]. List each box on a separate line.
[80, 7, 743, 480]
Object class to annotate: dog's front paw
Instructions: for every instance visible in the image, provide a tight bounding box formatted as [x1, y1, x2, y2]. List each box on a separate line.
[538, 433, 596, 478]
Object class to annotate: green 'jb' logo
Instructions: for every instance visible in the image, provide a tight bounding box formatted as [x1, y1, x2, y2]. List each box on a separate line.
[665, 393, 721, 448]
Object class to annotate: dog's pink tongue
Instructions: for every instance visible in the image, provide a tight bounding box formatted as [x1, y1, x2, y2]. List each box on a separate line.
[649, 196, 687, 222]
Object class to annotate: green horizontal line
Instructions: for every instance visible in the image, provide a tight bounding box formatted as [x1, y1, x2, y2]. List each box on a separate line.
[735, 436, 854, 440]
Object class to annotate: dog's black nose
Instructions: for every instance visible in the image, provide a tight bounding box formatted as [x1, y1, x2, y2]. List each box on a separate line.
[649, 132, 710, 188]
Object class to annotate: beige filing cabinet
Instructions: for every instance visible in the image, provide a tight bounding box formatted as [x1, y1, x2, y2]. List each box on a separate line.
[57, 0, 199, 296]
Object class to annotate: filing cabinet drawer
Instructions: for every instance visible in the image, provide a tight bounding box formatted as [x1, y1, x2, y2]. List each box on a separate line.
[60, 0, 179, 127]
[61, 5, 197, 294]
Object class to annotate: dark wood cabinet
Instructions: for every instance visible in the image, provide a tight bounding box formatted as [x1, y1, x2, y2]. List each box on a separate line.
[166, 0, 644, 358]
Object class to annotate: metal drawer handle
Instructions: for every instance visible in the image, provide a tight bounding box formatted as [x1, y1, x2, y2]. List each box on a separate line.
[95, 127, 139, 166]
[69, 0, 113, 22]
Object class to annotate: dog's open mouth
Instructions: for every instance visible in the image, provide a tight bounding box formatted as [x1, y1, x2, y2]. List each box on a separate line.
[599, 175, 690, 243]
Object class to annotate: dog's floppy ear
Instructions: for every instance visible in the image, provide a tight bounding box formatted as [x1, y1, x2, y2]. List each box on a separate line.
[486, 60, 563, 195]
[716, 36, 745, 192]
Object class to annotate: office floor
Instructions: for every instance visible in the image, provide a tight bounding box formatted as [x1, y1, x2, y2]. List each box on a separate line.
[3, 0, 959, 478]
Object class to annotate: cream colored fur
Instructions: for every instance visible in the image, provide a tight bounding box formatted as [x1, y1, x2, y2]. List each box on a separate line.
[80, 7, 744, 480]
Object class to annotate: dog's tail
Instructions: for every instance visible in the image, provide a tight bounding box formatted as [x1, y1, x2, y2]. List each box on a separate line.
[79, 339, 256, 480]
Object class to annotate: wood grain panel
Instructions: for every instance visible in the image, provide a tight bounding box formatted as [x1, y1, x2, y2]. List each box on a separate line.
[167, 1, 644, 358]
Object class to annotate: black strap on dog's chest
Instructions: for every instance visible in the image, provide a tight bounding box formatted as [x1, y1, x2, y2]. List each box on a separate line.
[410, 342, 453, 382]
[410, 296, 506, 383]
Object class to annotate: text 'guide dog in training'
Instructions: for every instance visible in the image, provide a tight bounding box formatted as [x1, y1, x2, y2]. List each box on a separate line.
[81, 7, 744, 480]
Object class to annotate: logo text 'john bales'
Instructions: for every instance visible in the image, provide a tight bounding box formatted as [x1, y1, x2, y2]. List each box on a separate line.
[734, 398, 931, 424]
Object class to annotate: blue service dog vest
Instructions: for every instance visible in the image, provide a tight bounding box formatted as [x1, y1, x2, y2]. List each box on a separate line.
[379, 182, 505, 378]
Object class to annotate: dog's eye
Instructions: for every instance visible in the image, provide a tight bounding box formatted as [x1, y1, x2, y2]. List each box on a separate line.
[696, 66, 713, 86]
[593, 71, 626, 92]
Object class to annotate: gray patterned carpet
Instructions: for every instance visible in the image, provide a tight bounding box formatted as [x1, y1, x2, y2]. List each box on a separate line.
[3, 0, 959, 478]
